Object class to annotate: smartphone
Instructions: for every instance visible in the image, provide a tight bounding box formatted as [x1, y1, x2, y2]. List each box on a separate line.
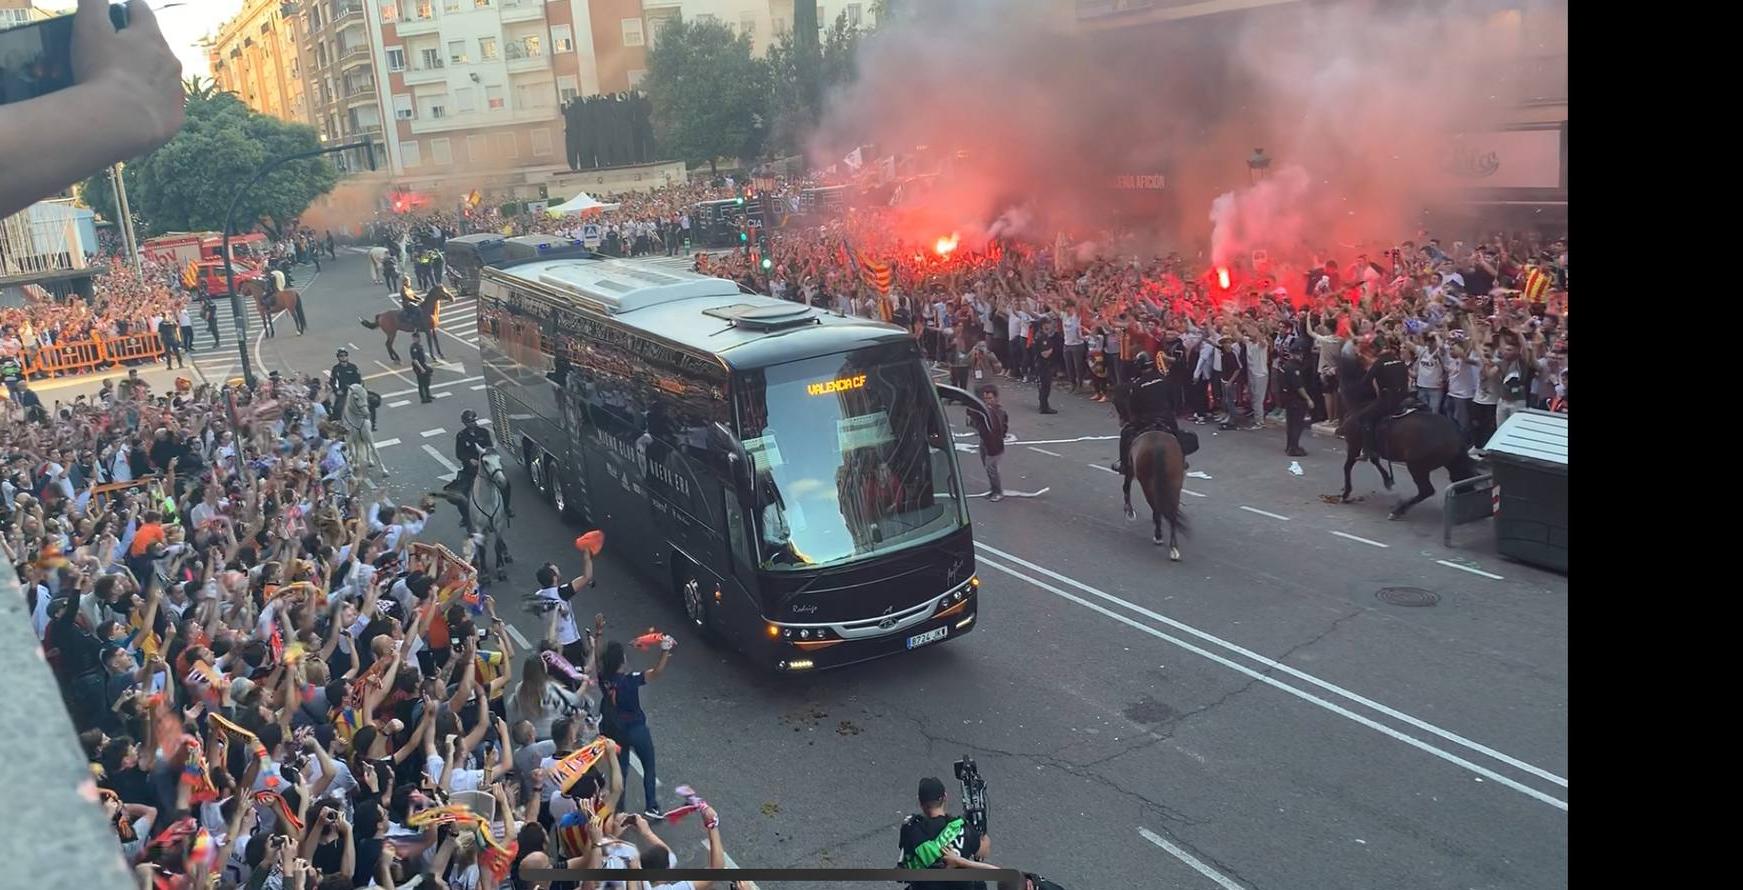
[0, 4, 129, 106]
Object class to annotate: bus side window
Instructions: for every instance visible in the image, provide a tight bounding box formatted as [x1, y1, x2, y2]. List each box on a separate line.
[723, 489, 754, 570]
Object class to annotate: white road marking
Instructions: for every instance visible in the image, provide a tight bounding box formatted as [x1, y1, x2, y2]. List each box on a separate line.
[1238, 505, 1292, 521]
[477, 418, 492, 425]
[372, 359, 415, 387]
[1435, 559, 1504, 580]
[378, 375, 484, 398]
[1027, 446, 1063, 457]
[470, 384, 486, 391]
[421, 428, 446, 438]
[1014, 435, 1119, 445]
[503, 624, 531, 649]
[422, 445, 461, 475]
[388, 400, 411, 408]
[1331, 530, 1389, 548]
[1138, 827, 1245, 890]
[990, 557, 1575, 815]
[627, 752, 664, 790]
[1088, 464, 1120, 475]
[434, 391, 453, 399]
[974, 542, 1570, 798]
[1182, 489, 1206, 498]
[968, 488, 1050, 498]
[375, 438, 402, 448]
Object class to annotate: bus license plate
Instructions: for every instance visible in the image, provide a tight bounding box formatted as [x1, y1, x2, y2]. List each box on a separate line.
[906, 627, 948, 649]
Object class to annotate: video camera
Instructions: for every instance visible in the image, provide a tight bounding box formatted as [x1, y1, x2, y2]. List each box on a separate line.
[954, 756, 988, 836]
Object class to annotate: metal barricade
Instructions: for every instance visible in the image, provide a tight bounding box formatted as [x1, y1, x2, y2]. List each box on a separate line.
[1442, 473, 1497, 548]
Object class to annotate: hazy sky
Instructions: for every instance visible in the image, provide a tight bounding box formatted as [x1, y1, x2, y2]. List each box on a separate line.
[43, 0, 244, 79]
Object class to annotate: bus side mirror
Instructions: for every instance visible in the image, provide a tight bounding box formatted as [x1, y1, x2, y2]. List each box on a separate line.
[934, 383, 989, 421]
[710, 422, 753, 489]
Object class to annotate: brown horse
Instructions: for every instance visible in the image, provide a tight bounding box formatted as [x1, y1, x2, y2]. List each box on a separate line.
[239, 280, 307, 336]
[1112, 383, 1189, 559]
[360, 284, 450, 362]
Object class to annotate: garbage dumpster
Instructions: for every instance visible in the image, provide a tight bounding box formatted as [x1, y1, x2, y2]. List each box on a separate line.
[1483, 409, 1568, 572]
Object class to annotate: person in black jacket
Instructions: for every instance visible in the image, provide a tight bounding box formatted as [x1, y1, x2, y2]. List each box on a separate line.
[1033, 319, 1063, 414]
[330, 349, 363, 418]
[1354, 337, 1410, 459]
[966, 384, 1010, 501]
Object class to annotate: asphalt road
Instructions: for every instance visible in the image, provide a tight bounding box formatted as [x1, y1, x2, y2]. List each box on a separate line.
[43, 251, 1570, 889]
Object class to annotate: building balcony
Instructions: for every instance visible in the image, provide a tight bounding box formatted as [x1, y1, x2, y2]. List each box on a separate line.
[342, 85, 379, 106]
[332, 2, 364, 24]
[397, 12, 439, 35]
[505, 50, 549, 72]
[499, 0, 542, 23]
[407, 104, 556, 135]
[403, 60, 446, 85]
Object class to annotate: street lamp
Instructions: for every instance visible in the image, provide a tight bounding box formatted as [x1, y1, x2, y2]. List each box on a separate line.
[1247, 148, 1271, 186]
[223, 140, 376, 388]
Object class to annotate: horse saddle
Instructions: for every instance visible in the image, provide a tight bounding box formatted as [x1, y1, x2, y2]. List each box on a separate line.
[1389, 398, 1425, 420]
[1132, 421, 1198, 457]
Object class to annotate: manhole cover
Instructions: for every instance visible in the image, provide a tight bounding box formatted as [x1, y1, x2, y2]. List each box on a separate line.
[1376, 587, 1440, 607]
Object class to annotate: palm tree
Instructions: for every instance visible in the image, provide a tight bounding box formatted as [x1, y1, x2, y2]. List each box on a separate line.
[183, 75, 220, 101]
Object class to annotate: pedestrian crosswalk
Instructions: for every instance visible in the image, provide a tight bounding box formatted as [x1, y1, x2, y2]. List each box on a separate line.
[433, 296, 479, 351]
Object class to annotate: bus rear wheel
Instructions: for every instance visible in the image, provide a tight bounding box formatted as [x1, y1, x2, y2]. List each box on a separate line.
[675, 562, 717, 641]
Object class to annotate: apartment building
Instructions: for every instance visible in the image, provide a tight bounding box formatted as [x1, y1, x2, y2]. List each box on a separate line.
[206, 0, 314, 127]
[298, 0, 386, 174]
[0, 0, 50, 29]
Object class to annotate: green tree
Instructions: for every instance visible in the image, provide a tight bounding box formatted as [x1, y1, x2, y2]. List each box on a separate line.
[764, 13, 865, 158]
[642, 18, 769, 173]
[78, 89, 336, 238]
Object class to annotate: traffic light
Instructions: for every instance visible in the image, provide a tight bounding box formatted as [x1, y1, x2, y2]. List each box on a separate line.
[735, 196, 745, 206]
[761, 256, 773, 271]
[739, 231, 749, 243]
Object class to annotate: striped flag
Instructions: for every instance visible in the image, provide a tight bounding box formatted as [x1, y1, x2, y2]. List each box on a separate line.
[1521, 266, 1551, 302]
[846, 241, 894, 322]
[182, 260, 199, 290]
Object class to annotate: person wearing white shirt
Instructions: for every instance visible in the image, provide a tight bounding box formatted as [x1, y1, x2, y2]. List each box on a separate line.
[531, 555, 595, 665]
[1061, 308, 1085, 391]
[1413, 338, 1446, 415]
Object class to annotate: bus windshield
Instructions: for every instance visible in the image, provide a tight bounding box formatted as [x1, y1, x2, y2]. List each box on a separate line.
[737, 346, 965, 571]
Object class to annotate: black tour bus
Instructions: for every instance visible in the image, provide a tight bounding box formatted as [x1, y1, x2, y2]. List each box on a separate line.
[443, 233, 511, 296]
[477, 256, 985, 672]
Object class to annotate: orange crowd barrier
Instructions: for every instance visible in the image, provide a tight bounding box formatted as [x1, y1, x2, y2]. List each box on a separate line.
[17, 330, 165, 379]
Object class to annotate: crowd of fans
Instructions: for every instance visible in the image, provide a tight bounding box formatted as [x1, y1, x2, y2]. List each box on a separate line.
[5, 363, 730, 889]
[685, 205, 1569, 451]
[1, 258, 193, 376]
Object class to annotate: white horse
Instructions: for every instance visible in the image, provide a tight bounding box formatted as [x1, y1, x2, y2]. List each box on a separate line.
[342, 382, 387, 481]
[367, 246, 389, 284]
[436, 448, 513, 581]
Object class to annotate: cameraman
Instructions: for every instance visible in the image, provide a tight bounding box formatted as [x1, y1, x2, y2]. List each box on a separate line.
[899, 777, 995, 889]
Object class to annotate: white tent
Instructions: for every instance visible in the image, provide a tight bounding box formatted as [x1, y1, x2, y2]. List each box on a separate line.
[546, 193, 621, 217]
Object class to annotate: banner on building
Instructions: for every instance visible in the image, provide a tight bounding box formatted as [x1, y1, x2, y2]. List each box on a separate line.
[1438, 126, 1565, 191]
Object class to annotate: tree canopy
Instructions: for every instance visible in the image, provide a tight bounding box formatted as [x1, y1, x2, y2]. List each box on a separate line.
[641, 18, 770, 172]
[79, 80, 337, 239]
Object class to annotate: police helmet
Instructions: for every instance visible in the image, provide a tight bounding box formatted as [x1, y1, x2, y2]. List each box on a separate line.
[461, 409, 479, 425]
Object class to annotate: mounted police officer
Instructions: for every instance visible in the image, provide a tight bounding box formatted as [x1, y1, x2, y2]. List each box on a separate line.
[1112, 351, 1184, 475]
[443, 408, 511, 514]
[330, 348, 363, 419]
[1356, 337, 1411, 460]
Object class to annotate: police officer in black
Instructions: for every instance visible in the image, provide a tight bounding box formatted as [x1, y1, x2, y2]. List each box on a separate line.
[1356, 337, 1410, 459]
[1278, 350, 1311, 457]
[1112, 351, 1182, 474]
[446, 410, 505, 509]
[330, 348, 363, 419]
[409, 334, 434, 403]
